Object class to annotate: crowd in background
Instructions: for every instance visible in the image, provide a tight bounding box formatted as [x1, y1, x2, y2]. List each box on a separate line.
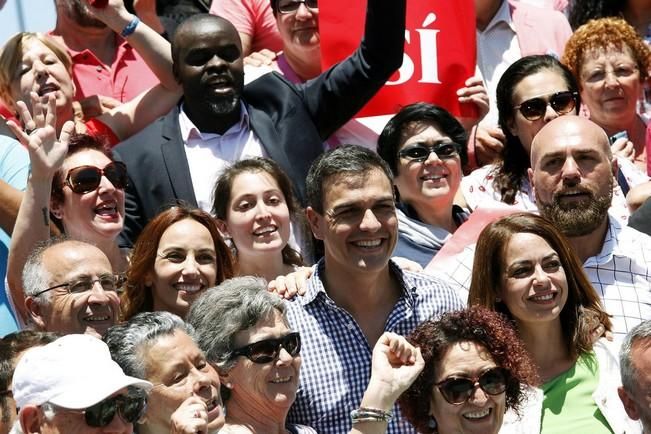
[1, 0, 651, 433]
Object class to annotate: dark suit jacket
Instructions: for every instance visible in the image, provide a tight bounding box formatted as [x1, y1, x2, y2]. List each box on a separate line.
[114, 0, 406, 247]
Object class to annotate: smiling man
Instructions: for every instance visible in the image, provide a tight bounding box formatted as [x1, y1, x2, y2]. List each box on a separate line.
[529, 116, 651, 336]
[22, 239, 120, 338]
[114, 0, 407, 247]
[285, 145, 463, 433]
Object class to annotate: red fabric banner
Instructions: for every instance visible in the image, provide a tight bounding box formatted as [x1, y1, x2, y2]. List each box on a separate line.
[319, 0, 476, 118]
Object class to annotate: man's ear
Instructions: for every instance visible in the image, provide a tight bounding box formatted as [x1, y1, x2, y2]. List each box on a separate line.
[50, 198, 63, 220]
[20, 406, 43, 434]
[527, 167, 535, 193]
[618, 386, 641, 421]
[305, 206, 324, 241]
[611, 157, 619, 180]
[25, 297, 46, 330]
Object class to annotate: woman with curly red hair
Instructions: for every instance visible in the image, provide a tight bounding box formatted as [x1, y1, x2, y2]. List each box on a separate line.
[468, 213, 638, 433]
[563, 17, 651, 175]
[398, 306, 537, 434]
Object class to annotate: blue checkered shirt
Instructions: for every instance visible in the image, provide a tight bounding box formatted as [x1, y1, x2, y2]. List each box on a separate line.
[285, 260, 465, 434]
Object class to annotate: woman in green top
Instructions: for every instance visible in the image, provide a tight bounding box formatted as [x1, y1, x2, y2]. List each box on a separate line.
[468, 212, 640, 434]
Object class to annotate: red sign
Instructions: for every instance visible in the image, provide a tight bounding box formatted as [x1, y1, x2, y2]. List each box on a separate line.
[319, 0, 476, 118]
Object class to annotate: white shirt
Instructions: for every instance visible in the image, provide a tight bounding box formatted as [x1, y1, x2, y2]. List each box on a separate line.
[476, 0, 522, 125]
[179, 103, 265, 212]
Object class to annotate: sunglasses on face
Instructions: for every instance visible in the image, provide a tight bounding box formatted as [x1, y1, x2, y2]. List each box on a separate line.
[278, 0, 318, 13]
[435, 367, 508, 405]
[398, 142, 461, 162]
[63, 161, 128, 194]
[513, 91, 578, 121]
[230, 332, 301, 364]
[43, 391, 147, 428]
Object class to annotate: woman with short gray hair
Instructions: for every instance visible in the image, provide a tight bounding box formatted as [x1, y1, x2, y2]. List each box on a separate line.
[104, 311, 224, 434]
[188, 276, 425, 434]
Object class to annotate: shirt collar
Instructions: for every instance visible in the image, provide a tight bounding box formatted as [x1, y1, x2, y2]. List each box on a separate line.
[179, 101, 251, 143]
[482, 0, 516, 33]
[298, 259, 416, 307]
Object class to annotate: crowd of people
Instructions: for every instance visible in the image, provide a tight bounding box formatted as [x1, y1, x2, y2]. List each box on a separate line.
[1, 0, 651, 433]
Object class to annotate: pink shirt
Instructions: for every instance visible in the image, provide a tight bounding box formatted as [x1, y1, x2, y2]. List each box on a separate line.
[61, 34, 159, 102]
[210, 0, 283, 53]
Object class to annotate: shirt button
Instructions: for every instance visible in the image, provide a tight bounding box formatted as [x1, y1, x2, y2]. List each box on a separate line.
[347, 322, 355, 330]
[96, 65, 103, 72]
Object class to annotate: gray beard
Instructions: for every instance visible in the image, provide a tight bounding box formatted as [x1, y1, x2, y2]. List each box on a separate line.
[206, 95, 240, 117]
[537, 186, 612, 237]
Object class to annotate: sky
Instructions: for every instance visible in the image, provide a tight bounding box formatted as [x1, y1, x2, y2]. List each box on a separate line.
[0, 1, 56, 43]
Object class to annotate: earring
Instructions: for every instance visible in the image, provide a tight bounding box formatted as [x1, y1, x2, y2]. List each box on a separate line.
[495, 297, 502, 303]
[428, 416, 437, 429]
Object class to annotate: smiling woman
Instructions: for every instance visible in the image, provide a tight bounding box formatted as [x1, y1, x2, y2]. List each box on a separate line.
[468, 213, 638, 433]
[121, 205, 234, 320]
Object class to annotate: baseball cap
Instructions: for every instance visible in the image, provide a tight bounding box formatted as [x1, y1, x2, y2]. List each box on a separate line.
[12, 334, 152, 409]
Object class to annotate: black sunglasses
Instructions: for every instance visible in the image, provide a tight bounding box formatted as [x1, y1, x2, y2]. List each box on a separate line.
[434, 367, 508, 405]
[44, 391, 147, 428]
[278, 0, 317, 13]
[513, 91, 578, 121]
[398, 142, 461, 163]
[63, 161, 128, 194]
[230, 332, 301, 364]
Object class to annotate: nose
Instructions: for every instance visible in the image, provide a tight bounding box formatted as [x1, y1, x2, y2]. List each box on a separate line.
[98, 174, 117, 194]
[561, 157, 580, 183]
[276, 347, 294, 365]
[468, 384, 489, 406]
[206, 54, 228, 70]
[87, 280, 112, 304]
[543, 103, 559, 122]
[532, 264, 551, 287]
[32, 59, 49, 79]
[295, 2, 313, 18]
[424, 149, 442, 164]
[191, 367, 212, 396]
[103, 410, 131, 433]
[182, 255, 200, 276]
[359, 209, 381, 232]
[603, 70, 620, 88]
[254, 202, 272, 221]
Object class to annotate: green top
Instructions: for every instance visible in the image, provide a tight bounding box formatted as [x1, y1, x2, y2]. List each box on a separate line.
[540, 351, 613, 434]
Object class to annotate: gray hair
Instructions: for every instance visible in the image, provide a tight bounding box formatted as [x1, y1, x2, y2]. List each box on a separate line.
[22, 237, 75, 304]
[187, 276, 287, 371]
[103, 311, 194, 379]
[620, 320, 651, 393]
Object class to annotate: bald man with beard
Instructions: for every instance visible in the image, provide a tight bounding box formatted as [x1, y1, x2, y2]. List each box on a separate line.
[527, 116, 651, 337]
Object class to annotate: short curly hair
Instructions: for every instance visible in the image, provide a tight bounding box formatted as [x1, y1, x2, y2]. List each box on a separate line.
[562, 17, 651, 86]
[398, 306, 539, 434]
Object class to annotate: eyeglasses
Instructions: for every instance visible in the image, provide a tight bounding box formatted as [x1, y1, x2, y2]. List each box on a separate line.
[513, 91, 578, 121]
[33, 273, 125, 298]
[230, 332, 301, 363]
[278, 0, 318, 13]
[398, 142, 461, 162]
[42, 390, 147, 428]
[434, 367, 509, 405]
[63, 161, 128, 194]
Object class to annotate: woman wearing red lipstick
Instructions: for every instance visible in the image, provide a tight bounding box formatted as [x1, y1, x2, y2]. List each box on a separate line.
[212, 158, 309, 282]
[0, 0, 181, 146]
[468, 213, 638, 433]
[121, 205, 234, 320]
[563, 17, 651, 175]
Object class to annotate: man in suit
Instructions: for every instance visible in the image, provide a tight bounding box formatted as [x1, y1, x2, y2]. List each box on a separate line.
[114, 0, 406, 247]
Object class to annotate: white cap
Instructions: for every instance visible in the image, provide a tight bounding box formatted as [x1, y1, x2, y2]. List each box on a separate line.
[12, 334, 152, 409]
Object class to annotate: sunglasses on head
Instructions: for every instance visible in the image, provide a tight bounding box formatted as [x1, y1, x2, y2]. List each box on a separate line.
[43, 390, 147, 428]
[230, 332, 301, 364]
[398, 142, 461, 163]
[513, 91, 578, 121]
[278, 0, 318, 13]
[435, 367, 508, 405]
[63, 161, 128, 194]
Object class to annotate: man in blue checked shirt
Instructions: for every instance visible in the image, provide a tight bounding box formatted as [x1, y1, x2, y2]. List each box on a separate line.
[284, 145, 464, 434]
